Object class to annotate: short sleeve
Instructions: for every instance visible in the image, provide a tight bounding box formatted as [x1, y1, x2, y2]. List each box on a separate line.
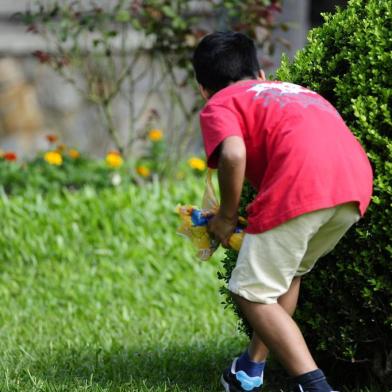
[199, 104, 244, 168]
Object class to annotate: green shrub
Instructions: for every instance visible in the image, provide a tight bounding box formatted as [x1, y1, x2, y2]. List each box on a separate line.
[219, 0, 392, 387]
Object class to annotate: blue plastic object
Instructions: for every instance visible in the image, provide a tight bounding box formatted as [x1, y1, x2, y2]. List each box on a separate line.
[191, 209, 212, 226]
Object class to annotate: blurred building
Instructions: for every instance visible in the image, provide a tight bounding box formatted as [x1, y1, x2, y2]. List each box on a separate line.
[0, 0, 347, 158]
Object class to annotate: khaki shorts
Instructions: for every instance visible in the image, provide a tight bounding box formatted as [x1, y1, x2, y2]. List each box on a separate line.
[228, 202, 360, 304]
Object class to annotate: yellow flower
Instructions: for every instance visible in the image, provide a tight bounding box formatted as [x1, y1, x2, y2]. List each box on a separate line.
[148, 129, 163, 142]
[68, 149, 80, 159]
[136, 165, 151, 177]
[44, 151, 63, 166]
[188, 157, 206, 171]
[106, 152, 124, 168]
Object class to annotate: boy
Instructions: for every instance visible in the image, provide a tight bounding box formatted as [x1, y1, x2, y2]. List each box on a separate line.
[192, 32, 373, 392]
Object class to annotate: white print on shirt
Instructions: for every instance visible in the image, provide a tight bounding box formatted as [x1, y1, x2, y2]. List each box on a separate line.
[248, 82, 316, 96]
[247, 82, 339, 116]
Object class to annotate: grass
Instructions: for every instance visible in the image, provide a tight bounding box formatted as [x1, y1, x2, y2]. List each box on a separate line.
[0, 179, 383, 391]
[0, 179, 248, 391]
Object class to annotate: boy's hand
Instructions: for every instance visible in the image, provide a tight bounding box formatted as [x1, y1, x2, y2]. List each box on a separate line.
[207, 212, 237, 248]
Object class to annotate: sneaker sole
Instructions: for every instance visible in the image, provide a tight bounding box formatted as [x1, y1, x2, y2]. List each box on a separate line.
[220, 374, 230, 392]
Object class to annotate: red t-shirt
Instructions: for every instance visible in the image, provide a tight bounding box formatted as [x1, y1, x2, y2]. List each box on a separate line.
[200, 80, 373, 234]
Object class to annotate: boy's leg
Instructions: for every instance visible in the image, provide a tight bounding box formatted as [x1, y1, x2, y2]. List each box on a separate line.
[234, 295, 335, 391]
[222, 277, 322, 392]
[225, 204, 359, 390]
[248, 276, 301, 362]
[229, 277, 302, 391]
[234, 294, 317, 376]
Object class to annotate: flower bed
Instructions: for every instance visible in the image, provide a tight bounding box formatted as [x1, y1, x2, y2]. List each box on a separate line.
[0, 131, 207, 195]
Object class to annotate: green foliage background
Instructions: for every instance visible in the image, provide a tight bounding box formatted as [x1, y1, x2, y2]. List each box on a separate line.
[219, 0, 392, 387]
[0, 157, 129, 194]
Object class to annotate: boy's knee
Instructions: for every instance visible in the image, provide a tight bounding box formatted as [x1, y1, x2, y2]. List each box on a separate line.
[231, 291, 274, 311]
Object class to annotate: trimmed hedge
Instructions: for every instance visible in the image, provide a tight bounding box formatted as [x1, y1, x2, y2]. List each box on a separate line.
[218, 0, 392, 387]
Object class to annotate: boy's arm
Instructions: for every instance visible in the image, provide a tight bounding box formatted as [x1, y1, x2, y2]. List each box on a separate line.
[208, 136, 246, 247]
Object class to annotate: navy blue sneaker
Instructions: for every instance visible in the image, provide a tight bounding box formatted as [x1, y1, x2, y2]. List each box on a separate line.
[221, 358, 264, 392]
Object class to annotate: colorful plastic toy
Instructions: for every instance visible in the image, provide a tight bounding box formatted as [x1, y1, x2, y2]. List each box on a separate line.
[177, 170, 246, 261]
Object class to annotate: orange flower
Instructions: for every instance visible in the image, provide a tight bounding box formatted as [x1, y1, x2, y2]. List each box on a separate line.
[44, 151, 63, 166]
[68, 149, 80, 159]
[136, 165, 151, 177]
[3, 152, 17, 161]
[46, 134, 58, 143]
[148, 129, 163, 142]
[106, 152, 123, 168]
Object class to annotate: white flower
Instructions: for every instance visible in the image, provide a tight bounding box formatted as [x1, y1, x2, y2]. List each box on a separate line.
[111, 173, 122, 186]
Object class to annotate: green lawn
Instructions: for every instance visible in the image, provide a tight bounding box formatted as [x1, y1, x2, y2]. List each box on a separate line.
[0, 180, 248, 391]
[0, 180, 379, 391]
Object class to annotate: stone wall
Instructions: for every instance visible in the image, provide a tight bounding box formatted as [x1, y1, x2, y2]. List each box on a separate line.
[0, 0, 313, 158]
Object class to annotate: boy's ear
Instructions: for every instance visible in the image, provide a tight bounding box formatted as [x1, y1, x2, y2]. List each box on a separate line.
[198, 84, 211, 101]
[257, 69, 266, 81]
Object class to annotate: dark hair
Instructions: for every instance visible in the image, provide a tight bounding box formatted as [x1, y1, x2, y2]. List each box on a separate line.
[192, 31, 260, 93]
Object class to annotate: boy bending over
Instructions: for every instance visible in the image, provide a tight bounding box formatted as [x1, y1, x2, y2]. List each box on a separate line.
[192, 32, 373, 392]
